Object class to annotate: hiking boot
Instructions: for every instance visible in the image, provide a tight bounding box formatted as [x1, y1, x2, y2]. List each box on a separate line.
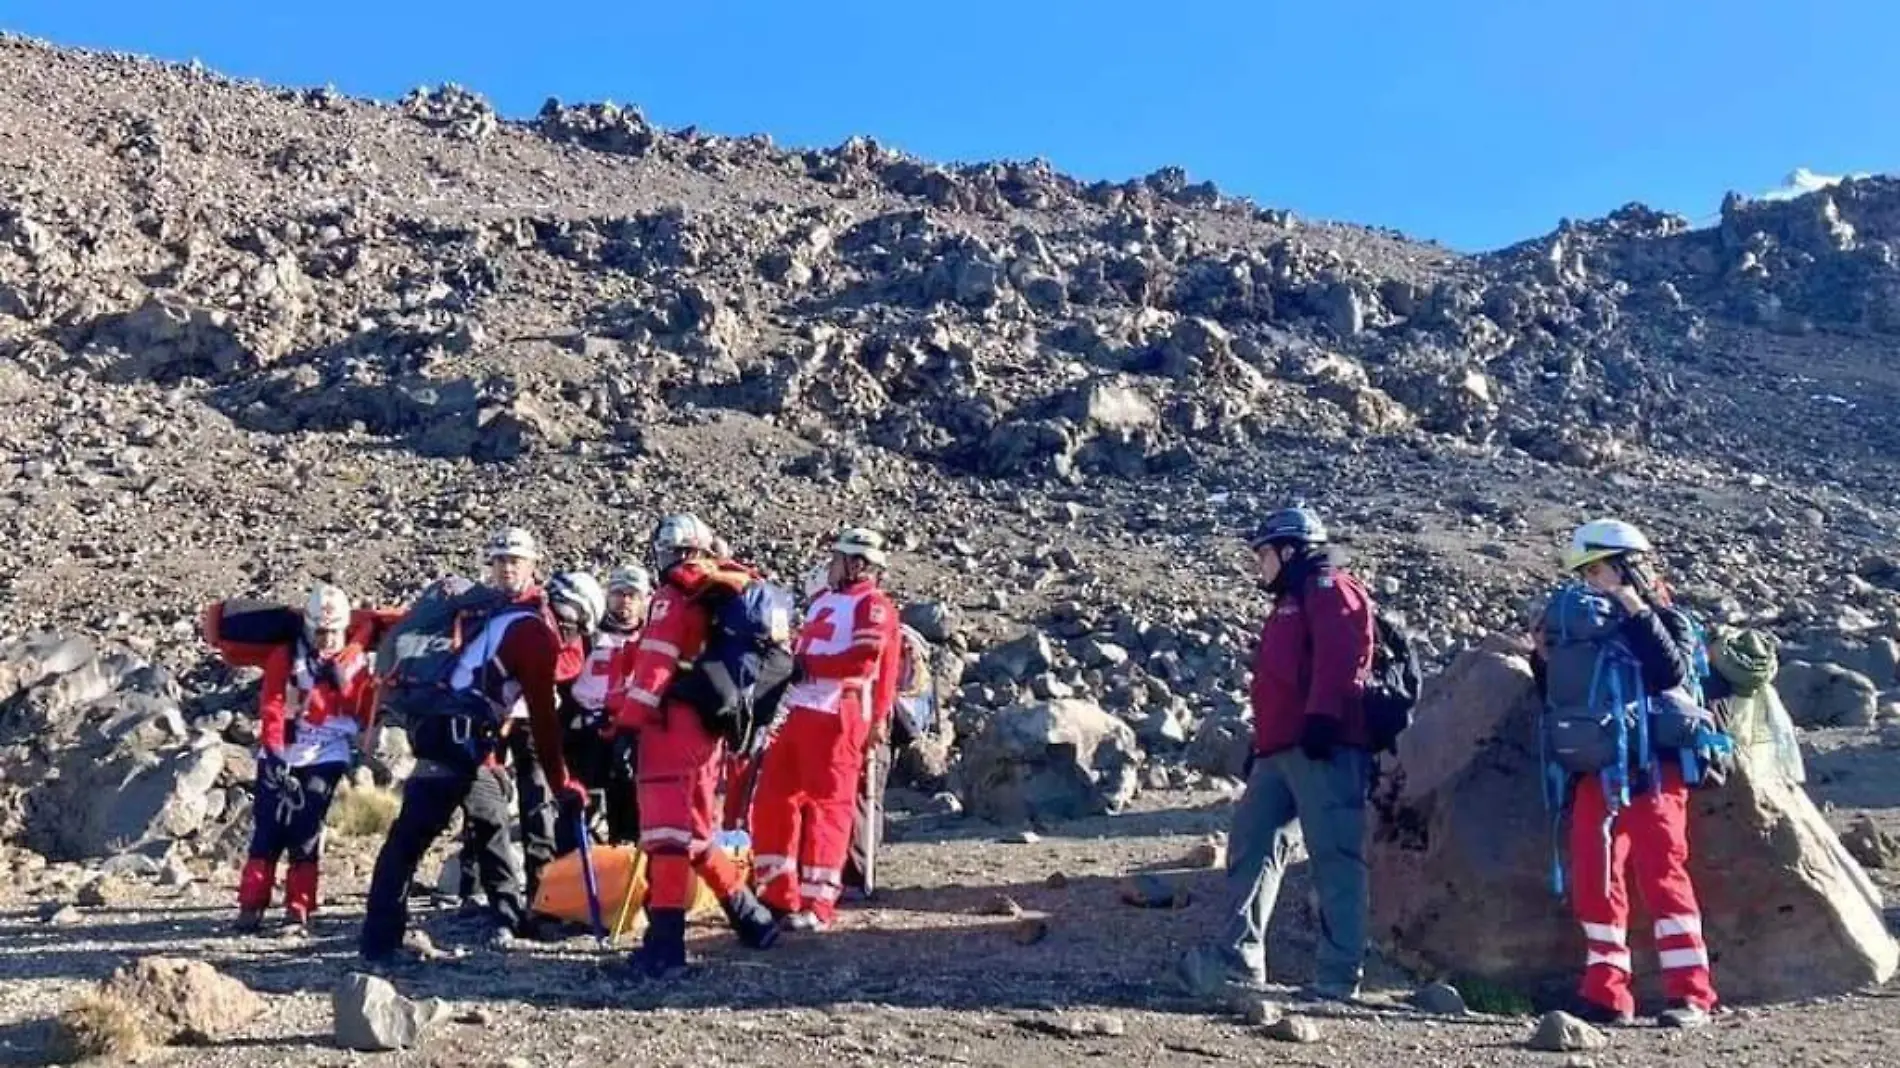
[1658, 1002, 1711, 1030]
[232, 907, 266, 935]
[779, 910, 829, 933]
[1176, 946, 1267, 999]
[618, 909, 688, 981]
[1297, 982, 1362, 1005]
[485, 925, 520, 952]
[277, 909, 312, 942]
[1569, 997, 1635, 1027]
[721, 889, 781, 950]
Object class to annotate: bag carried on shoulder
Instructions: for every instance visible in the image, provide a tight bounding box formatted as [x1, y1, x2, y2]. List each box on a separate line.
[674, 577, 799, 751]
[201, 598, 304, 669]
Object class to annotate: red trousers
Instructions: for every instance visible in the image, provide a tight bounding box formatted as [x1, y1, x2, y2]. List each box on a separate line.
[750, 707, 868, 923]
[635, 703, 745, 910]
[1571, 763, 1719, 1014]
[722, 753, 757, 831]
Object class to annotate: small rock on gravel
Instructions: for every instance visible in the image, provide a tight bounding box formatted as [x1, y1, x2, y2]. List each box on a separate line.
[1010, 918, 1050, 945]
[1265, 1015, 1321, 1043]
[1119, 873, 1189, 909]
[1243, 1000, 1283, 1027]
[1528, 1011, 1608, 1052]
[78, 875, 130, 908]
[1184, 833, 1227, 869]
[334, 972, 453, 1052]
[1410, 981, 1470, 1016]
[40, 902, 82, 926]
[1059, 1013, 1126, 1038]
[978, 893, 1024, 917]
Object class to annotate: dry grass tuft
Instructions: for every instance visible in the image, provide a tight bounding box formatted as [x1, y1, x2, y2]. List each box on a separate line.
[49, 991, 150, 1064]
[326, 782, 401, 838]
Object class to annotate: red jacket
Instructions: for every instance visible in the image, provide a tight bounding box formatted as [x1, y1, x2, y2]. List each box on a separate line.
[786, 579, 901, 728]
[256, 642, 376, 753]
[1250, 568, 1376, 757]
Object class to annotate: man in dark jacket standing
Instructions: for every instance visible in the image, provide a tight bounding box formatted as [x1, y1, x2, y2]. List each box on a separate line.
[1181, 505, 1376, 1002]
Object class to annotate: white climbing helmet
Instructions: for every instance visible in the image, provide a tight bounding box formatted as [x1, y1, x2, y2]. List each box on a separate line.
[1563, 518, 1654, 572]
[546, 571, 607, 635]
[304, 584, 352, 642]
[832, 526, 889, 568]
[652, 514, 714, 569]
[485, 526, 541, 562]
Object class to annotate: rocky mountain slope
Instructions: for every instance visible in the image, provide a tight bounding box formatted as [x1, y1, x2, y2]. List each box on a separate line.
[5, 27, 1900, 842]
[2, 28, 1900, 1067]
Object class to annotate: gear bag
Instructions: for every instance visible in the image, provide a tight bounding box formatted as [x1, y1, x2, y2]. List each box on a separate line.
[892, 623, 939, 744]
[202, 598, 303, 669]
[673, 577, 799, 750]
[373, 576, 516, 755]
[1363, 610, 1422, 753]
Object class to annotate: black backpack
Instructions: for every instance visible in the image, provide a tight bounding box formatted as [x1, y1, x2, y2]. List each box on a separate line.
[1363, 609, 1423, 753]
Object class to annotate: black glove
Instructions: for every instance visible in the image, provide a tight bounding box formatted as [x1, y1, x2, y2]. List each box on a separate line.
[1299, 716, 1338, 763]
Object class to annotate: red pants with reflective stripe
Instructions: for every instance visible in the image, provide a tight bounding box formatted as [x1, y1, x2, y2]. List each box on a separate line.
[1570, 763, 1719, 1014]
[722, 753, 757, 831]
[633, 703, 744, 910]
[750, 706, 868, 923]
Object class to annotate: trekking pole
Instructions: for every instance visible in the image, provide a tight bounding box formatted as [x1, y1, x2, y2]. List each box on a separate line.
[573, 809, 608, 947]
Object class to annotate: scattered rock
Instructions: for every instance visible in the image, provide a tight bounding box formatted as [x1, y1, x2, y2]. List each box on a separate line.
[1185, 833, 1228, 869]
[1264, 1015, 1321, 1044]
[40, 902, 82, 926]
[99, 956, 266, 1044]
[333, 972, 453, 1052]
[954, 699, 1142, 823]
[978, 893, 1024, 917]
[1410, 982, 1470, 1017]
[1118, 873, 1189, 909]
[1011, 917, 1050, 945]
[1243, 999, 1283, 1027]
[1842, 816, 1898, 870]
[1527, 1011, 1607, 1053]
[1777, 661, 1880, 728]
[902, 601, 958, 644]
[78, 875, 130, 908]
[1045, 871, 1071, 890]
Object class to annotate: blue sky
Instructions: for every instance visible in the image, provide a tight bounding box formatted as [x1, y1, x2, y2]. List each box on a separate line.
[7, 1, 1894, 251]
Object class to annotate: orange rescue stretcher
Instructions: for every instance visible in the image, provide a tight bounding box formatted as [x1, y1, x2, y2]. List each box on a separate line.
[530, 842, 753, 941]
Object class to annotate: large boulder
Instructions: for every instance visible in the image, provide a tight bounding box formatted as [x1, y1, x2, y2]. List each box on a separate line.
[1370, 635, 1898, 1005]
[953, 699, 1142, 823]
[1, 633, 234, 859]
[1776, 661, 1880, 728]
[1184, 713, 1252, 780]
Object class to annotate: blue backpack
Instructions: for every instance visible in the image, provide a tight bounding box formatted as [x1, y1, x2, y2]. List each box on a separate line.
[1537, 583, 1733, 896]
